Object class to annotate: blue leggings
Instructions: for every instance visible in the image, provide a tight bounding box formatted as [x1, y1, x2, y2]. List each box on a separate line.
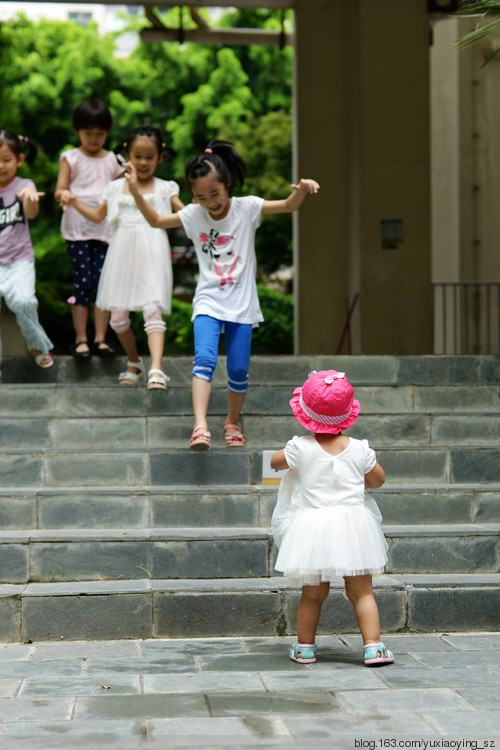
[192, 315, 252, 393]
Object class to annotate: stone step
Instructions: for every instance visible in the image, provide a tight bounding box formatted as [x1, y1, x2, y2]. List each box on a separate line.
[3, 446, 500, 487]
[1, 382, 499, 418]
[3, 411, 500, 450]
[0, 573, 499, 641]
[0, 524, 497, 583]
[2, 354, 500, 386]
[1, 484, 499, 530]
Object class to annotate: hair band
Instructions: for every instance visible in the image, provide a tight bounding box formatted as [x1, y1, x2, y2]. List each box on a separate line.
[204, 148, 213, 154]
[299, 394, 352, 426]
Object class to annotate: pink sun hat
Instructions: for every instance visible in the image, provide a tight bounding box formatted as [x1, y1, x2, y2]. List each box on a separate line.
[289, 370, 361, 434]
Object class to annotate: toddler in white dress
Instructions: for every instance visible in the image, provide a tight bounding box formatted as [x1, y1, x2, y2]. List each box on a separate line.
[271, 370, 395, 667]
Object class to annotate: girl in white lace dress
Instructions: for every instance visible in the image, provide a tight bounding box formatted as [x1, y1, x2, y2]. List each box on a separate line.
[62, 126, 184, 388]
[271, 370, 395, 668]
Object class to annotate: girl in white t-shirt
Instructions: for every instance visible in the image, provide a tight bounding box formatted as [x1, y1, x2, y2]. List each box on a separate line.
[270, 370, 394, 668]
[61, 125, 184, 389]
[127, 140, 319, 449]
[55, 100, 123, 359]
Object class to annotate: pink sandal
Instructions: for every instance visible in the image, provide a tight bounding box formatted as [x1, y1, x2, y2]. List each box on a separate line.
[224, 423, 246, 447]
[189, 425, 211, 451]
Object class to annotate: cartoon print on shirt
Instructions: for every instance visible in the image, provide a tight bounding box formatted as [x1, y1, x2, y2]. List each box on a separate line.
[199, 228, 239, 290]
[0, 196, 25, 232]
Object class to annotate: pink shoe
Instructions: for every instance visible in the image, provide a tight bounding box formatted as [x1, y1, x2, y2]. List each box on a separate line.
[224, 423, 246, 447]
[189, 426, 211, 452]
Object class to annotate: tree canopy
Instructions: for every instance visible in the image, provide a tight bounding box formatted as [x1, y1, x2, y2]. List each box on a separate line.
[0, 8, 295, 352]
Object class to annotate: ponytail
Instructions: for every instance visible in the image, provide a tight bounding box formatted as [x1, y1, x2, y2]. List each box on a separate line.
[0, 130, 38, 167]
[184, 140, 246, 193]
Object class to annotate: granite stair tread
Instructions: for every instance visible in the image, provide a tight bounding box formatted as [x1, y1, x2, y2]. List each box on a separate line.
[0, 355, 499, 637]
[0, 523, 498, 542]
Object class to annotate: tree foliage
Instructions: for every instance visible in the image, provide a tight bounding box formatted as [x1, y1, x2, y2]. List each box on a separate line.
[457, 1, 500, 64]
[0, 9, 294, 353]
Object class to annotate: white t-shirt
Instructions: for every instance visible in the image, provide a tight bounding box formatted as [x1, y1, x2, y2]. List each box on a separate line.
[284, 435, 377, 510]
[178, 196, 264, 325]
[59, 148, 123, 242]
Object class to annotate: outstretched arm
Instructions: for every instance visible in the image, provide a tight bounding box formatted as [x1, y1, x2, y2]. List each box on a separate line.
[125, 163, 183, 229]
[17, 185, 45, 220]
[261, 178, 320, 216]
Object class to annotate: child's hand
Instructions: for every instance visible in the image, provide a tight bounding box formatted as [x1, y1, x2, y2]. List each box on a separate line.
[291, 179, 320, 194]
[18, 186, 45, 203]
[124, 162, 139, 195]
[59, 191, 76, 213]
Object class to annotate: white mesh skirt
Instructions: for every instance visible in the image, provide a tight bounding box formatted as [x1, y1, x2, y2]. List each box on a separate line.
[96, 226, 172, 314]
[274, 503, 388, 586]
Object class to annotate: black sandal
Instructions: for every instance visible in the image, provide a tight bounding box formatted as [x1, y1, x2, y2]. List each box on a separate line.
[70, 341, 91, 359]
[92, 340, 116, 358]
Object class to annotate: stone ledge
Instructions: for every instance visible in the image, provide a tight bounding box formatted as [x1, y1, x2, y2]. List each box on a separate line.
[0, 574, 498, 641]
[2, 354, 499, 385]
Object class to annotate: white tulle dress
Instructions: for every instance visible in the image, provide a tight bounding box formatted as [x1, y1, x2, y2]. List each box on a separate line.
[272, 435, 388, 586]
[96, 177, 178, 314]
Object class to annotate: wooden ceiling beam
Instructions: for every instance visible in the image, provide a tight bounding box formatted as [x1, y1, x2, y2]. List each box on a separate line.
[141, 26, 293, 45]
[28, 0, 294, 7]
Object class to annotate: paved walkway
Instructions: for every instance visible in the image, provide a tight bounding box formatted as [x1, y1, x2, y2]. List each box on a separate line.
[0, 633, 499, 749]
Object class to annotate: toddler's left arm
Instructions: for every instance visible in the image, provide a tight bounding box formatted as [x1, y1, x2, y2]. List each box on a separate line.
[270, 449, 289, 471]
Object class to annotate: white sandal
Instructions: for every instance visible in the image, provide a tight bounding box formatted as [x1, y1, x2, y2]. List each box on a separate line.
[34, 353, 54, 369]
[118, 358, 144, 385]
[147, 368, 170, 390]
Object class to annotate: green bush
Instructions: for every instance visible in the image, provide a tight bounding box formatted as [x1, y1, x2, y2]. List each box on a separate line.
[33, 224, 293, 356]
[253, 284, 293, 354]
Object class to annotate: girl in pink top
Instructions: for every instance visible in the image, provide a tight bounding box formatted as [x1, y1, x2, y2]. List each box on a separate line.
[55, 100, 123, 360]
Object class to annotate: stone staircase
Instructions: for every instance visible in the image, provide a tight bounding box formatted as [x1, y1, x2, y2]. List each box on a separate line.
[0, 354, 499, 641]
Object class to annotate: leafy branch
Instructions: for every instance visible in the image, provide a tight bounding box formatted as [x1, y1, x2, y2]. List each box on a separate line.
[456, 1, 500, 65]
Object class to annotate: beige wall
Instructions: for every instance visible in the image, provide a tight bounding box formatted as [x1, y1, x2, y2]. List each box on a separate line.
[431, 18, 500, 353]
[295, 0, 432, 354]
[293, 0, 350, 355]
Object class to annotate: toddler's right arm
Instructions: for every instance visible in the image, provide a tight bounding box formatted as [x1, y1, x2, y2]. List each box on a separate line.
[270, 449, 288, 471]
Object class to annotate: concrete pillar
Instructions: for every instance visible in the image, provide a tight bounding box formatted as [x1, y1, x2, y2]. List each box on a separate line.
[293, 0, 350, 355]
[294, 0, 432, 354]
